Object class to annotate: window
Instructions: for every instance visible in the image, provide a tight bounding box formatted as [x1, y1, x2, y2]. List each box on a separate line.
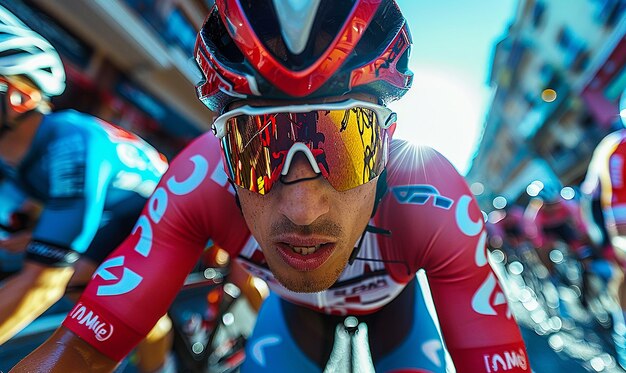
[556, 26, 588, 72]
[592, 0, 626, 27]
[165, 9, 196, 55]
[532, 2, 546, 28]
[122, 1, 197, 55]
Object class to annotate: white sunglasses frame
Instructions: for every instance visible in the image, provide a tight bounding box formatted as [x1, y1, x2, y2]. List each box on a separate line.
[211, 99, 397, 139]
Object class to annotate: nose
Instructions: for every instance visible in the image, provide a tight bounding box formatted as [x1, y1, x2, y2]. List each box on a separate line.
[277, 152, 330, 226]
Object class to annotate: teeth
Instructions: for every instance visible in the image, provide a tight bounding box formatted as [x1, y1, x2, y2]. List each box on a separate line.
[291, 245, 321, 255]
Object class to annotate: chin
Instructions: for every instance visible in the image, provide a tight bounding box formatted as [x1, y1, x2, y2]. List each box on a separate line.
[273, 266, 345, 293]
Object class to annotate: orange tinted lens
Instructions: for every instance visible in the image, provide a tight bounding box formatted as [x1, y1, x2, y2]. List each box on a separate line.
[1, 77, 42, 113]
[221, 107, 387, 194]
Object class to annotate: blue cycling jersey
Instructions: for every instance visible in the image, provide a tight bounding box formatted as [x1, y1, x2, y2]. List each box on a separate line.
[7, 110, 167, 265]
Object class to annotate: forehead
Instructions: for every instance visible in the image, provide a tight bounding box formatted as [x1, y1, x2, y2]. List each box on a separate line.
[228, 93, 378, 111]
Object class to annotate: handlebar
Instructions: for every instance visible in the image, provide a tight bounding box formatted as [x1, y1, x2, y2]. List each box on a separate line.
[323, 316, 375, 373]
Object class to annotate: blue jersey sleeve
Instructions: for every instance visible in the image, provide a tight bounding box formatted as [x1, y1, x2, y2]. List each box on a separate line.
[30, 132, 112, 254]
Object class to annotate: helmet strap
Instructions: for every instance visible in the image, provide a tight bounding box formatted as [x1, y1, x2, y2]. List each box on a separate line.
[370, 168, 387, 218]
[348, 169, 392, 265]
[228, 178, 243, 214]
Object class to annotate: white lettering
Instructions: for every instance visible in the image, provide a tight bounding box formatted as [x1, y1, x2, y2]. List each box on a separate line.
[475, 231, 488, 266]
[97, 154, 210, 297]
[167, 155, 208, 195]
[149, 187, 168, 224]
[455, 195, 483, 236]
[71, 304, 86, 319]
[484, 350, 528, 372]
[132, 216, 153, 257]
[492, 354, 506, 371]
[472, 273, 497, 316]
[70, 304, 114, 342]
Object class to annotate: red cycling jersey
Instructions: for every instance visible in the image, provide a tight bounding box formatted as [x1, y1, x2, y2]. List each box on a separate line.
[63, 133, 528, 372]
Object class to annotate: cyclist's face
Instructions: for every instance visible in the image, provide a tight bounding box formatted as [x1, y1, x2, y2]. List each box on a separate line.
[238, 154, 377, 293]
[234, 94, 379, 293]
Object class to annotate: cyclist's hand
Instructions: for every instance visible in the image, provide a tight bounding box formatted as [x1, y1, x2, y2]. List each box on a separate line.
[0, 231, 32, 253]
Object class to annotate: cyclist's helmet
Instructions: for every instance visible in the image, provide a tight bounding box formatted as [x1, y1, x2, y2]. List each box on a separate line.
[0, 6, 65, 97]
[194, 0, 413, 113]
[536, 180, 562, 204]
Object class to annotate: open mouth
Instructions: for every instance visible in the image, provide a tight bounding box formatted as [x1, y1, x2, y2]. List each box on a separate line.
[289, 244, 323, 255]
[275, 242, 336, 271]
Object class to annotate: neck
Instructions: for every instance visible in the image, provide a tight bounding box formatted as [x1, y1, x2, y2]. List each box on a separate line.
[0, 111, 44, 167]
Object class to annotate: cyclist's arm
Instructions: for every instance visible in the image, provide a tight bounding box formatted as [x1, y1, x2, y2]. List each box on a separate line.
[0, 135, 115, 343]
[14, 134, 249, 368]
[0, 262, 73, 344]
[10, 327, 119, 373]
[378, 142, 528, 372]
[0, 230, 32, 253]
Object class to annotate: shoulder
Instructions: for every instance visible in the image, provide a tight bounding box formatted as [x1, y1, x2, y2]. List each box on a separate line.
[39, 111, 96, 144]
[43, 110, 89, 128]
[168, 132, 221, 170]
[594, 130, 626, 158]
[158, 132, 231, 203]
[375, 139, 483, 273]
[386, 139, 466, 202]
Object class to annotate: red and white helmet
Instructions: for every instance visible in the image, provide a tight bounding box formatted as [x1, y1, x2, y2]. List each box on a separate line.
[194, 0, 413, 113]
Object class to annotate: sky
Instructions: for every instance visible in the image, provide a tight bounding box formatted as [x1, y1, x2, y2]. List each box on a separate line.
[391, 0, 518, 175]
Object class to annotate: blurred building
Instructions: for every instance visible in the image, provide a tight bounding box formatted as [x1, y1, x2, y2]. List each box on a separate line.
[467, 0, 626, 210]
[0, 0, 216, 158]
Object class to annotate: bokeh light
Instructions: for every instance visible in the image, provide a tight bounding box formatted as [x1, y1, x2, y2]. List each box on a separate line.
[471, 182, 485, 195]
[492, 196, 508, 209]
[560, 186, 576, 200]
[527, 180, 544, 197]
[541, 89, 557, 102]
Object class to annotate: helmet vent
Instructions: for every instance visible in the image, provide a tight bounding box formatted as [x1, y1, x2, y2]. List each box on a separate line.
[202, 7, 246, 65]
[351, 1, 404, 68]
[272, 0, 321, 55]
[242, 0, 355, 70]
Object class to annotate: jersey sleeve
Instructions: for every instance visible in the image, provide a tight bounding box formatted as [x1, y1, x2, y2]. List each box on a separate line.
[376, 141, 529, 372]
[62, 133, 251, 361]
[26, 132, 113, 265]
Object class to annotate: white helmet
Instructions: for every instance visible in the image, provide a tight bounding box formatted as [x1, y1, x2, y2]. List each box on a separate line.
[0, 6, 65, 97]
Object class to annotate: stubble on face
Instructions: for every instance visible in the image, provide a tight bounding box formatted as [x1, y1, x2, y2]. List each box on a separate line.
[268, 217, 349, 292]
[238, 180, 376, 293]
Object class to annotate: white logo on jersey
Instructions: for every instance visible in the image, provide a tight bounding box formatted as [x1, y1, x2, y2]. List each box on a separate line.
[472, 273, 510, 318]
[475, 231, 488, 266]
[94, 256, 143, 296]
[483, 349, 528, 372]
[251, 335, 282, 366]
[95, 154, 210, 297]
[421, 339, 443, 367]
[166, 154, 208, 195]
[456, 195, 483, 236]
[70, 303, 114, 342]
[391, 184, 454, 209]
